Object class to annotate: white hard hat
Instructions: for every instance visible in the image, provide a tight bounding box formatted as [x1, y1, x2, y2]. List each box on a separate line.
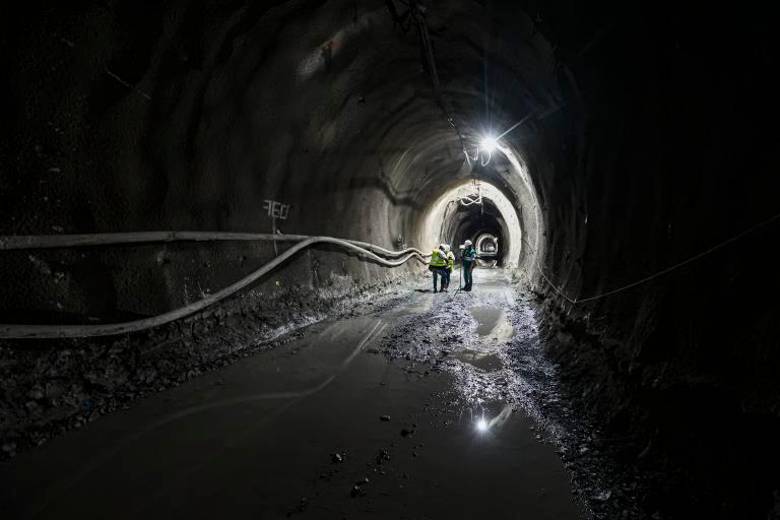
[440, 243, 447, 250]
[464, 239, 472, 246]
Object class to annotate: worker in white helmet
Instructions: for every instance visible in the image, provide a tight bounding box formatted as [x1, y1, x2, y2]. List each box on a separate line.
[461, 239, 477, 291]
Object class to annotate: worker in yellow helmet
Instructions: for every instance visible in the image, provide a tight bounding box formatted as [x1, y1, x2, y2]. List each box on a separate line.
[428, 243, 448, 293]
[441, 244, 455, 291]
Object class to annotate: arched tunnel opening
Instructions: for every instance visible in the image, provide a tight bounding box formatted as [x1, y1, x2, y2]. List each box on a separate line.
[422, 178, 525, 269]
[1, 2, 779, 519]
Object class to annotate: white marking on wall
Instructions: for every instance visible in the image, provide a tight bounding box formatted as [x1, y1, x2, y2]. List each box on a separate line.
[263, 200, 290, 220]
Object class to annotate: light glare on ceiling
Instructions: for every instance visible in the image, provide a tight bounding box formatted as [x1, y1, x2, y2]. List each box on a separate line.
[480, 135, 498, 153]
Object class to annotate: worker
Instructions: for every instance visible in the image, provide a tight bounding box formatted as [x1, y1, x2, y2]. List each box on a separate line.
[428, 243, 448, 293]
[461, 239, 477, 291]
[442, 244, 455, 291]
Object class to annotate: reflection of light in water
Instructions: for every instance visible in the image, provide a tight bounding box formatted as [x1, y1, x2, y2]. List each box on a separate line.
[475, 405, 514, 434]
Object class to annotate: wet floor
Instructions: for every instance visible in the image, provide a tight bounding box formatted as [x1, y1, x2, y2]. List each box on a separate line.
[455, 300, 512, 372]
[470, 305, 503, 336]
[0, 269, 585, 519]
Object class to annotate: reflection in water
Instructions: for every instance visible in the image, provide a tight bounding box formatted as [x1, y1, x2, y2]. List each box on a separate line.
[474, 404, 514, 434]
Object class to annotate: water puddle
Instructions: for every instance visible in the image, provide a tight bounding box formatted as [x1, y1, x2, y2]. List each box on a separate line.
[470, 305, 502, 336]
[454, 350, 503, 371]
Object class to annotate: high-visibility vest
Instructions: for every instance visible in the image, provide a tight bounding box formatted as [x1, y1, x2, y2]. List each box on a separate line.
[429, 249, 447, 267]
[446, 251, 455, 270]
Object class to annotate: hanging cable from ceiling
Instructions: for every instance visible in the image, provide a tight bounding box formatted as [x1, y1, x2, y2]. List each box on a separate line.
[386, 1, 469, 162]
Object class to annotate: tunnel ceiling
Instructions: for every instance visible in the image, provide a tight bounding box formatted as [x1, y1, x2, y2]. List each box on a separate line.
[0, 1, 558, 247]
[1, 2, 779, 473]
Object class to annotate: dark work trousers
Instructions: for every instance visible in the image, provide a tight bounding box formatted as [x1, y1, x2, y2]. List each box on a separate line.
[442, 268, 451, 289]
[432, 267, 447, 292]
[462, 261, 474, 290]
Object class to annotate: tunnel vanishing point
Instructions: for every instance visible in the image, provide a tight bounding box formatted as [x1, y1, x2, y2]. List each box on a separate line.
[0, 2, 779, 519]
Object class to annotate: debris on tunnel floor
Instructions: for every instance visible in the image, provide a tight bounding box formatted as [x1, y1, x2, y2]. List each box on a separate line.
[0, 273, 429, 461]
[0, 283, 587, 519]
[376, 269, 648, 519]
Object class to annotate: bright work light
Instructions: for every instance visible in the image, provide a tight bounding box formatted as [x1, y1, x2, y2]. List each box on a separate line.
[479, 135, 498, 153]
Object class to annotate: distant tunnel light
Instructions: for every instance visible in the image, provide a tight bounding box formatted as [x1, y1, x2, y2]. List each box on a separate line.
[476, 417, 489, 432]
[476, 234, 498, 256]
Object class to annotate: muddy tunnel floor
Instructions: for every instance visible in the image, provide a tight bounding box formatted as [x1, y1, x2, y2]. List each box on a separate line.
[1, 268, 766, 520]
[0, 269, 628, 520]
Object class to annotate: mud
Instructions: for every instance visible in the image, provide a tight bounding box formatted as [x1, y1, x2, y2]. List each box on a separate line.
[377, 269, 652, 519]
[0, 273, 427, 461]
[4, 266, 747, 519]
[1, 271, 584, 520]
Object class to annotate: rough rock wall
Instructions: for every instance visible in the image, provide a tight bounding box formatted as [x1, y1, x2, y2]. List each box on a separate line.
[0, 1, 440, 320]
[530, 3, 780, 516]
[539, 0, 780, 434]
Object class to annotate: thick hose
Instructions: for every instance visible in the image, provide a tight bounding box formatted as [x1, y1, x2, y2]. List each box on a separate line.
[0, 236, 427, 339]
[0, 231, 430, 258]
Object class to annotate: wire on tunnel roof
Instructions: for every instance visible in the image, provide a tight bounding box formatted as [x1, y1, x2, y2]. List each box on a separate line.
[523, 211, 780, 305]
[388, 0, 470, 159]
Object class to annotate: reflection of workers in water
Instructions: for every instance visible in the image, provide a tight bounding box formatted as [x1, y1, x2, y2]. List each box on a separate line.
[442, 244, 455, 291]
[461, 239, 477, 291]
[428, 243, 448, 293]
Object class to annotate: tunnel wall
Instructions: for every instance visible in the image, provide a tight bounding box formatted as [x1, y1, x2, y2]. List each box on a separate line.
[0, 0, 556, 319]
[524, 3, 780, 514]
[0, 1, 437, 322]
[0, 0, 442, 454]
[533, 1, 780, 426]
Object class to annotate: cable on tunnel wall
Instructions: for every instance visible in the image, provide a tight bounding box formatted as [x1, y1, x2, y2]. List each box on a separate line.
[9, 209, 775, 338]
[0, 231, 431, 259]
[525, 211, 780, 305]
[0, 234, 430, 340]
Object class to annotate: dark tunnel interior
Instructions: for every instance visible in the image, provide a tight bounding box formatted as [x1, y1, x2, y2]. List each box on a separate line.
[0, 2, 779, 519]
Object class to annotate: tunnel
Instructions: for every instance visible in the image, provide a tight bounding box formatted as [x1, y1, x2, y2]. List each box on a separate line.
[0, 2, 779, 519]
